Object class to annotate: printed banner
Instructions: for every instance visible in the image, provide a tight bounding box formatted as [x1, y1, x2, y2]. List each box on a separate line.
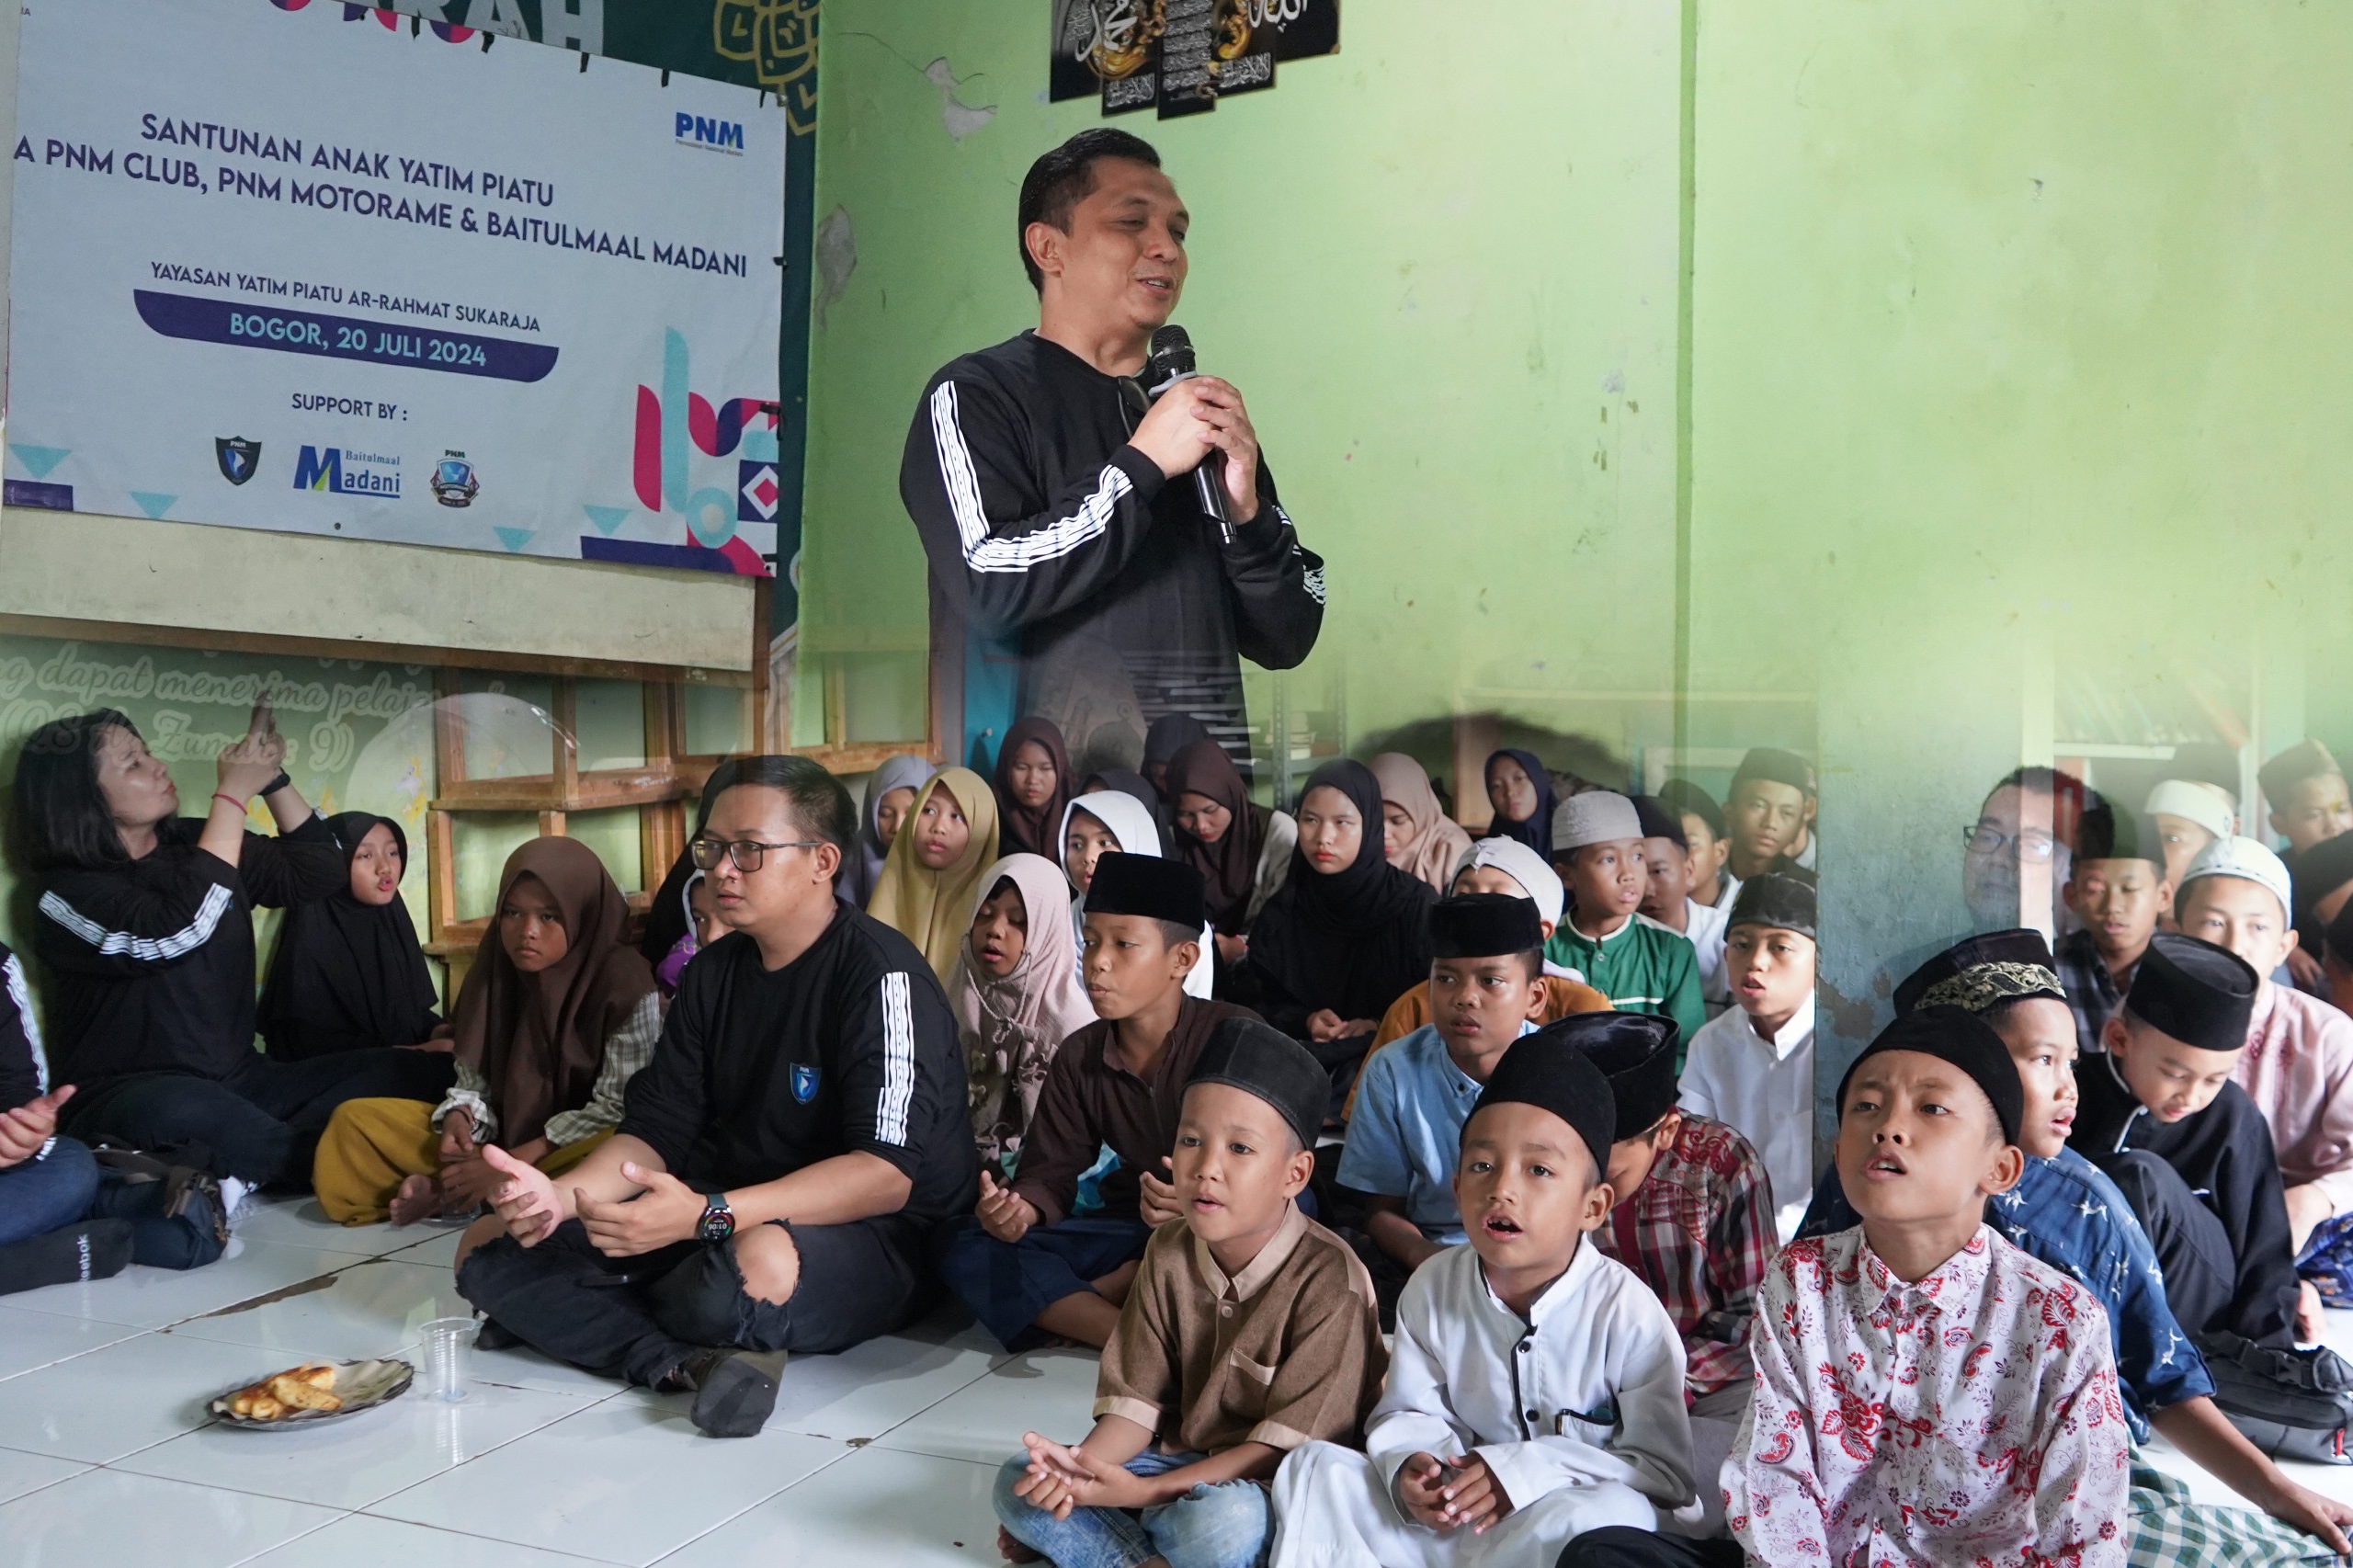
[1049, 0, 1333, 117]
[5, 0, 787, 576]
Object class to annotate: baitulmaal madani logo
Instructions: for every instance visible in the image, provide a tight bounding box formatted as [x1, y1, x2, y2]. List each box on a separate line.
[292, 445, 401, 497]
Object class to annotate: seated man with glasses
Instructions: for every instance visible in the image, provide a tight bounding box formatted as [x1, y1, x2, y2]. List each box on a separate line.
[453, 756, 978, 1437]
[1961, 766, 2086, 937]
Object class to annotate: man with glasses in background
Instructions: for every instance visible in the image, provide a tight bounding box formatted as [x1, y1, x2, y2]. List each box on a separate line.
[1963, 766, 2086, 939]
[454, 756, 977, 1438]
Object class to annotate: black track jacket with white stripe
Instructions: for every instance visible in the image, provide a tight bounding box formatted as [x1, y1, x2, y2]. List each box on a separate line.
[901, 331, 1324, 730]
[34, 815, 345, 1087]
[619, 903, 977, 1226]
[2, 944, 49, 1112]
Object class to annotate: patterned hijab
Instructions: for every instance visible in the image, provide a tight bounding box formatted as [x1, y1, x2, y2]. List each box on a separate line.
[449, 835, 655, 1146]
[1370, 752, 1473, 895]
[949, 853, 1096, 1163]
[868, 767, 1003, 983]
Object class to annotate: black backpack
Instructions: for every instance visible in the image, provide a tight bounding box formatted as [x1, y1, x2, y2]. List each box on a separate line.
[2197, 1330, 2353, 1465]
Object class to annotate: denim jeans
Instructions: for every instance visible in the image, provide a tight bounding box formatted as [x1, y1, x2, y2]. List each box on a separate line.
[994, 1448, 1270, 1568]
[0, 1137, 100, 1246]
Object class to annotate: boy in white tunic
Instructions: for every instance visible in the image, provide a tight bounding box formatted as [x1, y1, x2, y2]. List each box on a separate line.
[1273, 1025, 1695, 1568]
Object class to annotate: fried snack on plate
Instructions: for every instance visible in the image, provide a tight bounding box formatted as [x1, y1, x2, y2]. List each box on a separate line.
[265, 1368, 343, 1413]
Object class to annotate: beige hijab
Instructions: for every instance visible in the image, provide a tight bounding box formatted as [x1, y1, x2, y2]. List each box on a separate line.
[1371, 752, 1473, 895]
[868, 767, 1002, 983]
[949, 852, 1097, 1164]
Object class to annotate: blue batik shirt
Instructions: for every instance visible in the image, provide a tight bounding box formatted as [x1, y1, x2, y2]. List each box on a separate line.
[1799, 1144, 2213, 1441]
[1338, 1019, 1538, 1246]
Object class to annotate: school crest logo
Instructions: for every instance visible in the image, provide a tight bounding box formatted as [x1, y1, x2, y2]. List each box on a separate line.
[790, 1063, 819, 1104]
[215, 437, 261, 484]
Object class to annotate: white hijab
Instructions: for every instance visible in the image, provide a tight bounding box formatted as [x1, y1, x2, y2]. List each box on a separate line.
[1060, 791, 1213, 1000]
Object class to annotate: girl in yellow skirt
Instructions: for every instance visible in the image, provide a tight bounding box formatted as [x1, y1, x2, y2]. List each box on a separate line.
[313, 836, 661, 1224]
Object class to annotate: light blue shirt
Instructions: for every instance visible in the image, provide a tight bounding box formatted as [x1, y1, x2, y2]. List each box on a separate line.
[1339, 1020, 1537, 1244]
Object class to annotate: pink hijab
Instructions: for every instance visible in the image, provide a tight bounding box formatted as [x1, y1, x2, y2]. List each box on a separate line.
[1370, 753, 1473, 895]
[948, 852, 1097, 1163]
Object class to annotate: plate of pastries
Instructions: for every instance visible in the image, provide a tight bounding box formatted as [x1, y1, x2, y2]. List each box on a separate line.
[208, 1358, 414, 1428]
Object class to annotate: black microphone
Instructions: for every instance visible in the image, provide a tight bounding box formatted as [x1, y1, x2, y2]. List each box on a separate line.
[1143, 324, 1232, 543]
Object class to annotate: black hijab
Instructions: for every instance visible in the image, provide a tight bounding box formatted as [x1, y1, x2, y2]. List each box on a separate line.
[1247, 759, 1437, 1031]
[1145, 714, 1211, 781]
[258, 812, 441, 1061]
[1484, 748, 1557, 857]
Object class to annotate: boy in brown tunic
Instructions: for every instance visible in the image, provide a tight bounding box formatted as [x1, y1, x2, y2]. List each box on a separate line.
[995, 1017, 1386, 1567]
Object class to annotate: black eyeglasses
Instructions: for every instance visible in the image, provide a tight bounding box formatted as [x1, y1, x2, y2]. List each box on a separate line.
[690, 835, 823, 873]
[1960, 824, 2057, 862]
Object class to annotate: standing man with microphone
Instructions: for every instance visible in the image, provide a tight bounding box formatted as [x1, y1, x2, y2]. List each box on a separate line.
[901, 129, 1324, 779]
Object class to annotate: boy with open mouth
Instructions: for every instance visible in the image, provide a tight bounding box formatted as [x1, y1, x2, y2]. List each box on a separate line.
[1275, 1024, 1695, 1568]
[1582, 1006, 2131, 1566]
[995, 1017, 1385, 1568]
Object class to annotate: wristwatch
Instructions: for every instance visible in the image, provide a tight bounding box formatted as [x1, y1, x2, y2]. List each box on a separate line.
[261, 770, 291, 795]
[697, 1191, 736, 1244]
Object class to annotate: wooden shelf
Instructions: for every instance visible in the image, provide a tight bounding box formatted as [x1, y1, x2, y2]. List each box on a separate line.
[431, 768, 688, 813]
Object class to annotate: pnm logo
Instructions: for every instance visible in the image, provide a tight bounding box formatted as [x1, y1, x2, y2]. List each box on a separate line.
[214, 437, 261, 485]
[675, 112, 745, 154]
[293, 445, 400, 497]
[431, 451, 479, 508]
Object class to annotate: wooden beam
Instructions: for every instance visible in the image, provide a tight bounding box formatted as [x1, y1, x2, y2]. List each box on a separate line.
[0, 611, 752, 687]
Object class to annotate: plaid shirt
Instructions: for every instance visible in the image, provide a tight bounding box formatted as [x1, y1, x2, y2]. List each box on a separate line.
[1588, 1113, 1775, 1399]
[2057, 926, 2137, 1056]
[2126, 1465, 2341, 1567]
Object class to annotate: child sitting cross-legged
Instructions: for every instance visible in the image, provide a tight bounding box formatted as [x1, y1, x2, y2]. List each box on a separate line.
[939, 852, 1253, 1352]
[995, 1018, 1385, 1568]
[1338, 893, 1552, 1323]
[1275, 1026, 1697, 1568]
[1574, 1006, 2132, 1568]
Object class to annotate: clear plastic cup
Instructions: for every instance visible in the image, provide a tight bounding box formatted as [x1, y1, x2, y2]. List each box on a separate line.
[420, 1316, 476, 1403]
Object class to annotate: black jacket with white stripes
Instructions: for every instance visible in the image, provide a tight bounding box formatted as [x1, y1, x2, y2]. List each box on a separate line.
[1, 944, 48, 1113]
[619, 903, 978, 1227]
[33, 814, 345, 1087]
[901, 330, 1324, 742]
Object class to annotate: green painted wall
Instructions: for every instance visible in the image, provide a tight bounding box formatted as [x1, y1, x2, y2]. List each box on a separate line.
[1686, 3, 2353, 1086]
[801, 0, 2353, 1130]
[800, 1, 1688, 777]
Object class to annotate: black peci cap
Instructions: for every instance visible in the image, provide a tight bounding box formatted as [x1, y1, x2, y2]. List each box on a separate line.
[1893, 928, 2063, 1017]
[1086, 851, 1206, 929]
[1186, 1016, 1327, 1152]
[1430, 892, 1543, 959]
[2124, 931, 2257, 1053]
[1468, 1022, 1620, 1178]
[1836, 1006, 2025, 1145]
[1629, 794, 1688, 849]
[1552, 1010, 1681, 1139]
[1727, 872, 1816, 939]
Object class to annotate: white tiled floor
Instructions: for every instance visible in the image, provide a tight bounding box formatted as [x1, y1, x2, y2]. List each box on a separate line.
[6, 1193, 2353, 1566]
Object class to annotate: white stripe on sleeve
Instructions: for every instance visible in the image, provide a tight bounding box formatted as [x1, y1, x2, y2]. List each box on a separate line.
[3, 952, 48, 1093]
[929, 380, 1130, 574]
[39, 882, 233, 964]
[876, 970, 915, 1146]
